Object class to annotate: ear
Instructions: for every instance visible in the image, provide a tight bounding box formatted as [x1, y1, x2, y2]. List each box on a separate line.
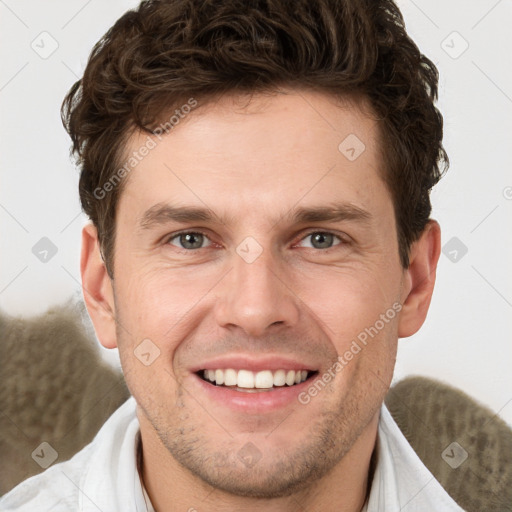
[398, 220, 441, 338]
[81, 223, 118, 349]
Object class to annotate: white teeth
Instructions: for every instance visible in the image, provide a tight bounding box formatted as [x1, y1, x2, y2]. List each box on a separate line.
[224, 368, 237, 386]
[255, 370, 274, 389]
[273, 369, 286, 387]
[237, 370, 255, 388]
[202, 368, 310, 389]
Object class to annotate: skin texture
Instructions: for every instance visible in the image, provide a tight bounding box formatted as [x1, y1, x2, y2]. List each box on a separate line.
[81, 89, 441, 512]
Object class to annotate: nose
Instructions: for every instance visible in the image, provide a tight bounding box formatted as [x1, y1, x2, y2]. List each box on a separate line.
[214, 244, 300, 338]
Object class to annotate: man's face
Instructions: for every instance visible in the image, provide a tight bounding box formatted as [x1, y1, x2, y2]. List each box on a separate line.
[110, 90, 405, 496]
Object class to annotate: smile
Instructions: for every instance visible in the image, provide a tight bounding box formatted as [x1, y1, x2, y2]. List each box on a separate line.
[198, 368, 317, 391]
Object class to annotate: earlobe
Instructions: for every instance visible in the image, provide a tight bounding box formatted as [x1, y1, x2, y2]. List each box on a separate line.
[81, 223, 118, 349]
[397, 220, 441, 338]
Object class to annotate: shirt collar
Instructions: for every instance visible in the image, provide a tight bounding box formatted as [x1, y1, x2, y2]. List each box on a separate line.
[80, 396, 150, 512]
[364, 404, 464, 511]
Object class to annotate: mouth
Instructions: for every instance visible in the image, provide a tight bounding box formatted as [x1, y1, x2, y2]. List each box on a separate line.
[196, 368, 319, 393]
[190, 356, 322, 413]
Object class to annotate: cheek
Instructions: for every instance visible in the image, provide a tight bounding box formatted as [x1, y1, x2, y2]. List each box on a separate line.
[116, 263, 207, 328]
[296, 264, 400, 391]
[113, 265, 220, 375]
[297, 264, 400, 340]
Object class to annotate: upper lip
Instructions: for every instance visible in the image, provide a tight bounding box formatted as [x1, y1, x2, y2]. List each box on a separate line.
[190, 355, 319, 373]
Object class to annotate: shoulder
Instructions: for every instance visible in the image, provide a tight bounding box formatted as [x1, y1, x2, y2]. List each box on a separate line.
[0, 443, 93, 511]
[0, 397, 138, 511]
[372, 403, 465, 511]
[385, 376, 512, 511]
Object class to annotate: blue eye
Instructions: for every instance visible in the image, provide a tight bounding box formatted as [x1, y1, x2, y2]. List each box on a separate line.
[168, 232, 211, 250]
[166, 230, 344, 252]
[298, 232, 342, 249]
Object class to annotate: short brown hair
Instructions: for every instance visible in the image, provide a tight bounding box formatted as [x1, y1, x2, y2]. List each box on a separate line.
[62, 0, 448, 277]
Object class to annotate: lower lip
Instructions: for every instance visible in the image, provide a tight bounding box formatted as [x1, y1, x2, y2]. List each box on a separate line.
[191, 373, 316, 414]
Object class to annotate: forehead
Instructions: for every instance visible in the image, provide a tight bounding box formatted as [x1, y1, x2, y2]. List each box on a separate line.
[117, 89, 390, 226]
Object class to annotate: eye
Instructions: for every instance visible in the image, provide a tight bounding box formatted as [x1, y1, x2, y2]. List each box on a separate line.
[297, 231, 343, 250]
[167, 231, 212, 250]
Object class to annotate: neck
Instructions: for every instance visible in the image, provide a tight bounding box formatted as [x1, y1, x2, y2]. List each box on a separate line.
[137, 411, 379, 512]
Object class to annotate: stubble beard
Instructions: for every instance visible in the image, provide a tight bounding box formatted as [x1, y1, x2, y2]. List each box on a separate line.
[139, 380, 382, 499]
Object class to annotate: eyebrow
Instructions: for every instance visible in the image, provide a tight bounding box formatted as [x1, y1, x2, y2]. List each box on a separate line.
[138, 202, 372, 230]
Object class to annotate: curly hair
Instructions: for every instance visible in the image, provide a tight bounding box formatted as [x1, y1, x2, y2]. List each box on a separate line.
[62, 0, 448, 277]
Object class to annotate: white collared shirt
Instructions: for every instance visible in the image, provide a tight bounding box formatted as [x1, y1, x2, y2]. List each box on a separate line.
[0, 397, 464, 511]
[362, 405, 464, 511]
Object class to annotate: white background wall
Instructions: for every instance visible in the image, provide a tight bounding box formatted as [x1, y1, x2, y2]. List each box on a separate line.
[1, 0, 511, 427]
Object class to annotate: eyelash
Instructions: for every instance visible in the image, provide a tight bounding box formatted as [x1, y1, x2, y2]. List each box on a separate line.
[165, 229, 348, 252]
